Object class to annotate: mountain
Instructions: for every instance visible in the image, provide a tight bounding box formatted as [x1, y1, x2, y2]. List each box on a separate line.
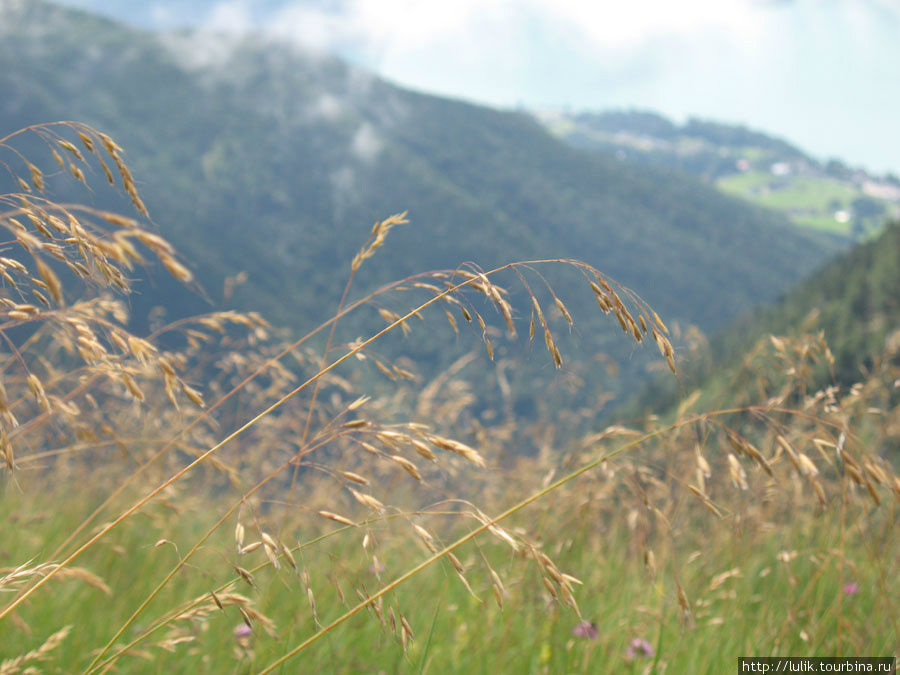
[0, 1, 843, 403]
[51, 0, 302, 28]
[630, 219, 900, 416]
[537, 109, 900, 239]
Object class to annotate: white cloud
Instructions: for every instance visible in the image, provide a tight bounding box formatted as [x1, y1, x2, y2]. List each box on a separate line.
[158, 29, 240, 71]
[42, 0, 900, 172]
[310, 93, 344, 121]
[225, 0, 768, 60]
[149, 4, 176, 26]
[528, 0, 764, 49]
[351, 122, 383, 163]
[179, 0, 900, 172]
[263, 0, 495, 51]
[206, 0, 254, 33]
[188, 0, 769, 112]
[330, 165, 357, 220]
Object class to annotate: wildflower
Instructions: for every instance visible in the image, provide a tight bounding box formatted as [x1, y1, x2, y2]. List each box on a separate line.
[234, 624, 252, 639]
[626, 637, 655, 659]
[843, 582, 859, 596]
[571, 620, 598, 639]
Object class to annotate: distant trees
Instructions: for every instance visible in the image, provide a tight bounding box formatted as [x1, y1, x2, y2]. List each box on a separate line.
[851, 196, 885, 219]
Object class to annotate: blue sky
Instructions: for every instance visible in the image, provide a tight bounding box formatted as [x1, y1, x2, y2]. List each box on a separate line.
[57, 0, 900, 174]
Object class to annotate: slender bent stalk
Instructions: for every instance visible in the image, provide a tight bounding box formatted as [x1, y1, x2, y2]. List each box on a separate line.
[0, 259, 576, 623]
[256, 411, 738, 674]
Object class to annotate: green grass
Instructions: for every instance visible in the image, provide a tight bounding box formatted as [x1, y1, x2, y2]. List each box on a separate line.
[4, 476, 896, 673]
[717, 173, 868, 235]
[752, 177, 854, 211]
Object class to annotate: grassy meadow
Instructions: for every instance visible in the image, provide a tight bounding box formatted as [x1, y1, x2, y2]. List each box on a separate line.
[717, 171, 880, 235]
[1, 122, 899, 673]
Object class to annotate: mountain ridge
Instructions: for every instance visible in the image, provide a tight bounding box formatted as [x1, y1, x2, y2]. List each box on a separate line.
[537, 108, 900, 238]
[628, 219, 900, 418]
[0, 1, 843, 403]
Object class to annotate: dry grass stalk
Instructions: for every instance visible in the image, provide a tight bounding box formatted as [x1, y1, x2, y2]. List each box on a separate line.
[389, 455, 422, 481]
[348, 488, 384, 513]
[340, 470, 369, 485]
[726, 430, 773, 476]
[234, 522, 245, 552]
[675, 578, 694, 628]
[53, 567, 112, 595]
[412, 523, 438, 552]
[261, 533, 281, 569]
[232, 565, 256, 589]
[351, 212, 409, 272]
[318, 511, 357, 527]
[1, 429, 14, 473]
[688, 484, 724, 518]
[423, 433, 486, 467]
[775, 434, 802, 472]
[301, 569, 318, 624]
[727, 453, 749, 490]
[0, 562, 58, 593]
[0, 624, 72, 675]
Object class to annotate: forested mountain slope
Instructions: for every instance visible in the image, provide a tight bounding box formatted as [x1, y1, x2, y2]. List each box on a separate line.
[631, 220, 900, 416]
[0, 1, 842, 402]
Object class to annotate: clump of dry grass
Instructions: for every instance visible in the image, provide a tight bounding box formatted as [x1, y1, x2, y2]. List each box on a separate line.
[1, 122, 898, 672]
[0, 121, 672, 668]
[0, 122, 230, 485]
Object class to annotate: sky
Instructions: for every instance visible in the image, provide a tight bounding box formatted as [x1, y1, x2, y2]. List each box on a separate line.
[56, 0, 900, 175]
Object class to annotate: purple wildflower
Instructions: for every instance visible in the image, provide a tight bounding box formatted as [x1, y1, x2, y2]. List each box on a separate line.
[843, 582, 859, 596]
[626, 637, 655, 659]
[234, 624, 253, 639]
[571, 620, 599, 639]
